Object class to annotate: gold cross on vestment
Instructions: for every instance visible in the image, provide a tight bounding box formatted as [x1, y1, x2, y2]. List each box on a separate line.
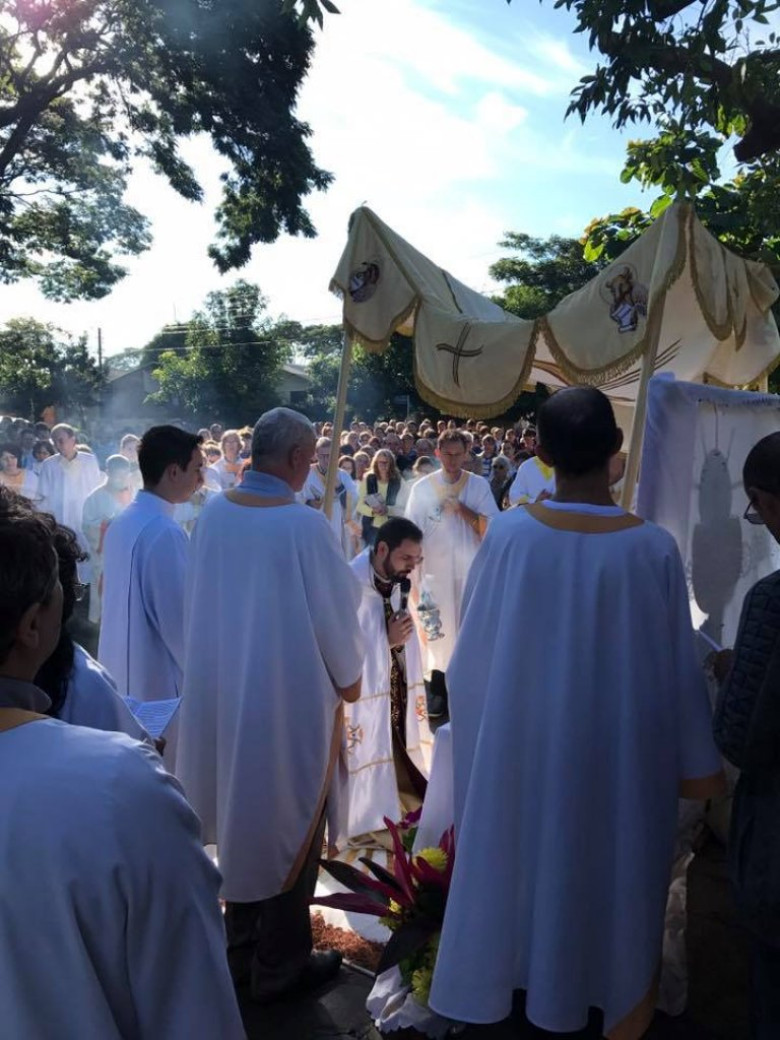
[435, 322, 484, 388]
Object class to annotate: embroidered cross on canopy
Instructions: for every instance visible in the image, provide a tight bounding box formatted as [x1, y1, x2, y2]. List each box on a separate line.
[330, 203, 780, 420]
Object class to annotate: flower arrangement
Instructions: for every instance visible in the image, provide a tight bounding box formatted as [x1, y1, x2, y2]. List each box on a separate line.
[311, 807, 454, 1007]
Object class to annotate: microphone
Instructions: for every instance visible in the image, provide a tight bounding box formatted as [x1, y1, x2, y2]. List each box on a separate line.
[399, 577, 411, 614]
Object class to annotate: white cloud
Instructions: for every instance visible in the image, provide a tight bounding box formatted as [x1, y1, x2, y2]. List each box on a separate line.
[0, 0, 640, 358]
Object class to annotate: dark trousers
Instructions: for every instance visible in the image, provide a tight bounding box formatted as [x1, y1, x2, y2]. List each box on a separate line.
[224, 808, 326, 1001]
[751, 938, 780, 1038]
[424, 668, 449, 722]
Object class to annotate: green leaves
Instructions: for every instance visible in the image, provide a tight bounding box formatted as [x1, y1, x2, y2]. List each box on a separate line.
[534, 0, 780, 164]
[0, 0, 332, 299]
[0, 319, 104, 418]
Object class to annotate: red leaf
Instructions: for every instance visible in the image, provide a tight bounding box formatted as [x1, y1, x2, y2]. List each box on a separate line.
[310, 892, 389, 917]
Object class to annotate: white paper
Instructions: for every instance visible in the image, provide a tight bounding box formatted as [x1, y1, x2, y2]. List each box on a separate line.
[124, 697, 181, 739]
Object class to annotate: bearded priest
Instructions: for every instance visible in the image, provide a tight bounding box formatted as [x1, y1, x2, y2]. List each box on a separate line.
[429, 387, 725, 1040]
[342, 517, 432, 848]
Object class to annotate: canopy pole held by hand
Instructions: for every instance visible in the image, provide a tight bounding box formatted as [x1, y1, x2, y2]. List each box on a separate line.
[324, 331, 353, 520]
[620, 295, 666, 510]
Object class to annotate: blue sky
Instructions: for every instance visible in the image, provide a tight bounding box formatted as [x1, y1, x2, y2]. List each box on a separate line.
[0, 0, 655, 358]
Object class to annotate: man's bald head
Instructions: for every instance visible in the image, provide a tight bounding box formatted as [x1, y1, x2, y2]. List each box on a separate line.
[744, 432, 780, 493]
[537, 387, 621, 476]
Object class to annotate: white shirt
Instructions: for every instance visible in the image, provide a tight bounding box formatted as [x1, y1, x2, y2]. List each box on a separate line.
[507, 455, 556, 505]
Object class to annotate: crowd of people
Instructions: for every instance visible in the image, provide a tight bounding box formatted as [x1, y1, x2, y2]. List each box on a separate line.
[0, 392, 777, 1039]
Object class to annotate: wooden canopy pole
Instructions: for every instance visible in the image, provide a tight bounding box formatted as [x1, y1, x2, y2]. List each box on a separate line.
[620, 297, 666, 510]
[323, 330, 354, 520]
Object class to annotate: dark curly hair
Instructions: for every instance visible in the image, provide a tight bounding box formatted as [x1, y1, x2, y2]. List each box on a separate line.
[34, 523, 88, 716]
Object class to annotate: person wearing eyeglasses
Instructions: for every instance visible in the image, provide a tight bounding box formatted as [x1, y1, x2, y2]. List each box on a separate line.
[713, 432, 780, 1038]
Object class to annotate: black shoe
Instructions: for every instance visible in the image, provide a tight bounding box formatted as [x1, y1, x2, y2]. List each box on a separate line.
[298, 950, 343, 992]
[250, 950, 343, 1004]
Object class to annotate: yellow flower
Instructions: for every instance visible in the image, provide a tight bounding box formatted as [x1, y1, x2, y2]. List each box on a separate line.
[378, 899, 404, 931]
[411, 966, 434, 1005]
[417, 847, 447, 872]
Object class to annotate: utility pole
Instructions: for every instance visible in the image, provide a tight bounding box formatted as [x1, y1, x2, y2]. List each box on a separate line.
[97, 327, 103, 373]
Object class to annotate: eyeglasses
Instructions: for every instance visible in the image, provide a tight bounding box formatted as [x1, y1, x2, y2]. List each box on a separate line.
[743, 501, 765, 526]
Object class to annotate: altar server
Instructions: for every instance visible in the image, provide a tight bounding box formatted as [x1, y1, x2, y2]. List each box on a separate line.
[81, 454, 133, 623]
[430, 388, 725, 1039]
[345, 518, 431, 845]
[507, 451, 556, 505]
[98, 427, 204, 767]
[177, 407, 364, 1004]
[405, 429, 497, 717]
[0, 512, 244, 1040]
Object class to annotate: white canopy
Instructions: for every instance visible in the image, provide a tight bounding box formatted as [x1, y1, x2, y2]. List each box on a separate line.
[331, 202, 780, 419]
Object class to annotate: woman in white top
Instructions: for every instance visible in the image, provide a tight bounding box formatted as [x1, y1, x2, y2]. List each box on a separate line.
[0, 443, 39, 501]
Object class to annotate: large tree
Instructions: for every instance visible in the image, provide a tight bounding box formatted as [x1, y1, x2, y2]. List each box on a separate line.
[490, 232, 605, 318]
[0, 0, 330, 300]
[150, 280, 295, 423]
[0, 318, 104, 418]
[532, 0, 780, 164]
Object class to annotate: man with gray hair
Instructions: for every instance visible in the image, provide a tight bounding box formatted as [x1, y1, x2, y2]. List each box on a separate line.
[177, 407, 364, 1004]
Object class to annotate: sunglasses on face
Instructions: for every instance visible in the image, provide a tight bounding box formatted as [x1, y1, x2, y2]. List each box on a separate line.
[743, 501, 765, 526]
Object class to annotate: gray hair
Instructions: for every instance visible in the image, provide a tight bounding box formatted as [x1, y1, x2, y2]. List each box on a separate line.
[251, 407, 315, 466]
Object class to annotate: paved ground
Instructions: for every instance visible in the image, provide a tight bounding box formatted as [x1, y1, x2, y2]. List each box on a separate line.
[237, 969, 722, 1040]
[238, 836, 751, 1040]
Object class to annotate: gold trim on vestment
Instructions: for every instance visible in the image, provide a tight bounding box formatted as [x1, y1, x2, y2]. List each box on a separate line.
[606, 967, 660, 1040]
[281, 701, 344, 893]
[523, 503, 645, 534]
[224, 490, 297, 509]
[679, 770, 727, 800]
[0, 708, 47, 733]
[536, 204, 689, 391]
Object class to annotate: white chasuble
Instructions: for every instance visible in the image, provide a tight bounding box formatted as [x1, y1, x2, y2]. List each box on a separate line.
[37, 451, 102, 577]
[176, 476, 364, 903]
[342, 549, 432, 842]
[429, 502, 724, 1038]
[404, 470, 498, 675]
[98, 491, 188, 706]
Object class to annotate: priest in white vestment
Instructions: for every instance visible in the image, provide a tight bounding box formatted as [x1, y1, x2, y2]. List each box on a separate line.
[429, 388, 725, 1039]
[81, 455, 134, 623]
[405, 429, 498, 716]
[0, 510, 244, 1039]
[99, 427, 205, 770]
[299, 435, 358, 558]
[344, 517, 432, 846]
[507, 452, 556, 505]
[37, 423, 102, 575]
[177, 407, 364, 1004]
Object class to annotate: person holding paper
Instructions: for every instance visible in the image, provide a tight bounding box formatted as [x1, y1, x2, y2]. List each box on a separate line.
[714, 431, 780, 1037]
[0, 510, 245, 1039]
[99, 426, 204, 769]
[429, 388, 725, 1039]
[177, 407, 364, 1004]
